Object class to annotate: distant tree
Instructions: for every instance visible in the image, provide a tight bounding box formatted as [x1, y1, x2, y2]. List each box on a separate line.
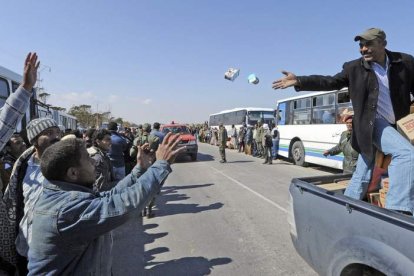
[50, 106, 67, 112]
[68, 104, 94, 128]
[114, 117, 123, 126]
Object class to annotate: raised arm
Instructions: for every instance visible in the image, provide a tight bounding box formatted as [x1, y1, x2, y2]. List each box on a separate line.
[0, 53, 40, 151]
[58, 133, 186, 240]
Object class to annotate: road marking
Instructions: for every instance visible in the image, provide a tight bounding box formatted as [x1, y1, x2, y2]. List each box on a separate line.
[211, 166, 287, 213]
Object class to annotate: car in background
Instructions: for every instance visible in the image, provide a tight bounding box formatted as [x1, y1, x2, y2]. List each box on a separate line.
[160, 122, 198, 161]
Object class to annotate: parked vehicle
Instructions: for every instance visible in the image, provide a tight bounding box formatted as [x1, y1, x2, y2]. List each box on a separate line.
[288, 174, 414, 275]
[160, 122, 198, 161]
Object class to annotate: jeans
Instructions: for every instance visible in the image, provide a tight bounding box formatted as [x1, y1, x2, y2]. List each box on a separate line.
[272, 139, 279, 159]
[344, 117, 414, 213]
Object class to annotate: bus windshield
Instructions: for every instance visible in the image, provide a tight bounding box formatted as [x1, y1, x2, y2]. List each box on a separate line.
[247, 111, 274, 126]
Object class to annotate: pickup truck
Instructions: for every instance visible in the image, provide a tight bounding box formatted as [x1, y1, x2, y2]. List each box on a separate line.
[287, 174, 414, 276]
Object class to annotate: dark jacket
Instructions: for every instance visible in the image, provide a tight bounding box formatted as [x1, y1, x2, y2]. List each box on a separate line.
[327, 130, 359, 174]
[296, 50, 414, 162]
[87, 146, 114, 192]
[1, 147, 35, 267]
[218, 127, 228, 146]
[108, 132, 128, 168]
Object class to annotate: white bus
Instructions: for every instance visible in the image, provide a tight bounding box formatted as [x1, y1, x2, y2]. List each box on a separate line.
[209, 107, 275, 131]
[276, 89, 353, 170]
[51, 109, 78, 131]
[0, 65, 77, 133]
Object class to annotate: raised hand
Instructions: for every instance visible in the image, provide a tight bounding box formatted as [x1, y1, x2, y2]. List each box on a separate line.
[156, 133, 185, 164]
[272, 70, 298, 90]
[22, 52, 40, 91]
[136, 143, 155, 170]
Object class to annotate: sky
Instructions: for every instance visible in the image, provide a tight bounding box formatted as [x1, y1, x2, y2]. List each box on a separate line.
[1, 0, 414, 125]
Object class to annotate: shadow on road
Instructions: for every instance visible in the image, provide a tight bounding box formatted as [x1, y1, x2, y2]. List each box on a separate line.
[224, 160, 254, 164]
[174, 153, 215, 163]
[145, 256, 232, 276]
[151, 183, 223, 217]
[195, 152, 215, 162]
[163, 183, 214, 191]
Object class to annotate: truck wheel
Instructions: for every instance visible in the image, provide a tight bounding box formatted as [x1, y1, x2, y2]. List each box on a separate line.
[291, 141, 306, 166]
[191, 154, 197, 161]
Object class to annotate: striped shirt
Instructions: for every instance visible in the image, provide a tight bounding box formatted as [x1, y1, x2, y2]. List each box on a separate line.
[372, 56, 396, 124]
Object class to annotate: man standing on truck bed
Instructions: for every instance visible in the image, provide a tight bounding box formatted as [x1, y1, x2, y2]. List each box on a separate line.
[272, 28, 414, 215]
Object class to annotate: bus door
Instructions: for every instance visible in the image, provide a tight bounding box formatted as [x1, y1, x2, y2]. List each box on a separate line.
[277, 102, 287, 125]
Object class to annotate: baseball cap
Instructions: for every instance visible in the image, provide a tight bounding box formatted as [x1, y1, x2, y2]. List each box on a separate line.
[354, 28, 386, 42]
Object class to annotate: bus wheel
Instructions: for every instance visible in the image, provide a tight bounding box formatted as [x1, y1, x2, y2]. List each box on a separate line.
[291, 141, 306, 166]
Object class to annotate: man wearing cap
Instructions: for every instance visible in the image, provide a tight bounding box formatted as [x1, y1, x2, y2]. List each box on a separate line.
[3, 117, 61, 273]
[323, 115, 359, 174]
[218, 123, 228, 163]
[273, 28, 414, 215]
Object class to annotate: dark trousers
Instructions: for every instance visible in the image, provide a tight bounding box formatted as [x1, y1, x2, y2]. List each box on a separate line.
[238, 141, 245, 152]
[264, 146, 273, 163]
[219, 145, 226, 161]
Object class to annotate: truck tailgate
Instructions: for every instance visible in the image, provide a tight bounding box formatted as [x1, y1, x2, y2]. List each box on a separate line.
[288, 174, 414, 276]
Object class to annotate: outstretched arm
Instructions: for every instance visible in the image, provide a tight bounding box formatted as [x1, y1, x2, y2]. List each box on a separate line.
[272, 71, 299, 90]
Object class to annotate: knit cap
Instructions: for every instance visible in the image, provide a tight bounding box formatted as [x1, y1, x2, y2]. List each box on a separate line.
[26, 117, 59, 142]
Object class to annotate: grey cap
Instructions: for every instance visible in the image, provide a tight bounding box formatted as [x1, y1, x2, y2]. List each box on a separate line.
[26, 117, 59, 142]
[354, 28, 386, 41]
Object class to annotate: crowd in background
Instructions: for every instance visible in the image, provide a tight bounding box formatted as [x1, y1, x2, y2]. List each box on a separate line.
[196, 121, 280, 162]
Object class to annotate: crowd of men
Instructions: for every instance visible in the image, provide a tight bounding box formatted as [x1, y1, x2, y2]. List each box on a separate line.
[197, 121, 280, 164]
[0, 53, 184, 275]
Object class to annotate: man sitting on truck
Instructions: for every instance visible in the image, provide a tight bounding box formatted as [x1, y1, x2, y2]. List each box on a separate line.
[273, 28, 414, 215]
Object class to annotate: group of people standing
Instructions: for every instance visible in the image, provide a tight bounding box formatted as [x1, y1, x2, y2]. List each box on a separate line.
[0, 53, 183, 275]
[217, 120, 279, 164]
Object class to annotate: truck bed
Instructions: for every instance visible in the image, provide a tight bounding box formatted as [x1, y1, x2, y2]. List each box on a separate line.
[288, 174, 414, 276]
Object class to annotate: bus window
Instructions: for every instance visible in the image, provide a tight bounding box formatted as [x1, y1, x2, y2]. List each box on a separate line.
[12, 81, 20, 92]
[293, 98, 311, 125]
[0, 78, 9, 108]
[0, 78, 9, 98]
[293, 109, 311, 125]
[294, 98, 310, 109]
[236, 110, 247, 124]
[312, 94, 336, 124]
[337, 91, 350, 103]
[312, 94, 335, 107]
[247, 111, 261, 125]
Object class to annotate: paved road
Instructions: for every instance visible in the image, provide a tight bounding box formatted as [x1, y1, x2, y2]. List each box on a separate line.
[112, 143, 338, 275]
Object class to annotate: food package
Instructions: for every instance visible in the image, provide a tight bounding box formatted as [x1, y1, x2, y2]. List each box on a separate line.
[397, 113, 414, 145]
[368, 192, 381, 207]
[379, 188, 387, 208]
[247, 74, 259, 84]
[381, 177, 389, 192]
[224, 68, 240, 81]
